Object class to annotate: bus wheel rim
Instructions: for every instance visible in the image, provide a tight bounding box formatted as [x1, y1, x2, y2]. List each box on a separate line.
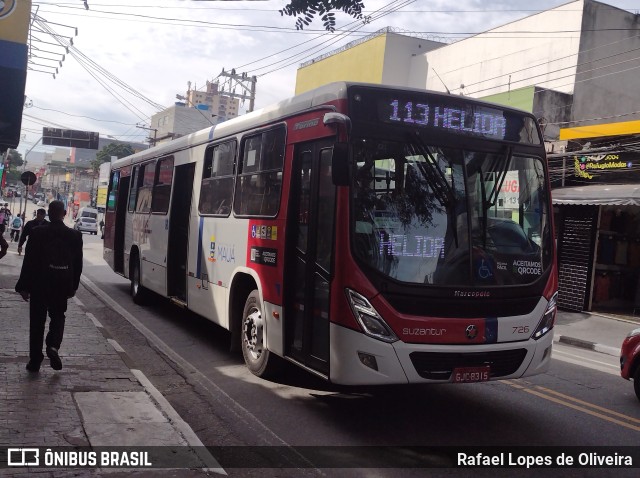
[243, 308, 263, 361]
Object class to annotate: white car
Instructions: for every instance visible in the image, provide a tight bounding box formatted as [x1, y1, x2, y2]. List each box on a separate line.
[75, 217, 98, 235]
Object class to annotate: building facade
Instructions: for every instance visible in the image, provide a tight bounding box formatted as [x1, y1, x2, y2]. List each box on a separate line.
[186, 80, 240, 124]
[150, 104, 215, 145]
[295, 28, 444, 95]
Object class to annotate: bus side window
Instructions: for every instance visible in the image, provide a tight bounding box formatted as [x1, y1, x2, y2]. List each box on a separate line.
[107, 170, 120, 211]
[234, 126, 285, 217]
[128, 166, 140, 212]
[199, 141, 236, 216]
[151, 156, 174, 214]
[136, 161, 155, 214]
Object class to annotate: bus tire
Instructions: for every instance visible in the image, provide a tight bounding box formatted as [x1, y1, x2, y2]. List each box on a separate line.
[241, 290, 280, 378]
[130, 259, 149, 305]
[634, 364, 640, 402]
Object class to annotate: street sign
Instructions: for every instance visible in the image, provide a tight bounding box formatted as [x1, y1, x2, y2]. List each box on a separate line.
[42, 127, 100, 149]
[21, 171, 36, 186]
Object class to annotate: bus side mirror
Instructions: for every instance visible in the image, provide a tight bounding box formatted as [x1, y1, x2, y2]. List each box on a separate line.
[332, 143, 349, 186]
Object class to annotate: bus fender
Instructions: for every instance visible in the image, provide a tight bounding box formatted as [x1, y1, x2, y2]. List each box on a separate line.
[228, 268, 261, 353]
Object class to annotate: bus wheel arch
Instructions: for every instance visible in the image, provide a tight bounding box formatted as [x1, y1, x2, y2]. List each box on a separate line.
[229, 273, 280, 378]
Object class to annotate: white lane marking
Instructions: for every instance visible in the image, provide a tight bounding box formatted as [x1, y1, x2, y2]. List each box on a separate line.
[552, 347, 619, 376]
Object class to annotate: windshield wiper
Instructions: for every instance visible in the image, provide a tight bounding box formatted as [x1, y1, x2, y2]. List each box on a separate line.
[480, 147, 512, 251]
[406, 132, 455, 208]
[406, 132, 459, 247]
[486, 147, 513, 210]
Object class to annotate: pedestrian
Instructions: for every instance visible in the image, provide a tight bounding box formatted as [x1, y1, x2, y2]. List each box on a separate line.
[17, 208, 48, 256]
[15, 201, 83, 373]
[10, 214, 23, 242]
[0, 203, 10, 259]
[99, 218, 104, 238]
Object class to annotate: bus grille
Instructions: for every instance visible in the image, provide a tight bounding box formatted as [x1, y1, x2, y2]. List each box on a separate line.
[409, 349, 528, 380]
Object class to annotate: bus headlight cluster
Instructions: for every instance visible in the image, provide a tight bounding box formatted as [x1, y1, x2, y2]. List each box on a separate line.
[532, 292, 557, 340]
[346, 289, 398, 343]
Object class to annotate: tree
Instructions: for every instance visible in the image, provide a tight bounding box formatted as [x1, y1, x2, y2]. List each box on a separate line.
[280, 0, 365, 32]
[7, 149, 24, 170]
[4, 150, 24, 183]
[92, 142, 134, 173]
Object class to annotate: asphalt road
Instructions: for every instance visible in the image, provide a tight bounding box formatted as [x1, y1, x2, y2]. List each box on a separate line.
[77, 233, 640, 477]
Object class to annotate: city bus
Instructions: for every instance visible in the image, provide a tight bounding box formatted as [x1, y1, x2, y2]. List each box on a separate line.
[104, 82, 557, 385]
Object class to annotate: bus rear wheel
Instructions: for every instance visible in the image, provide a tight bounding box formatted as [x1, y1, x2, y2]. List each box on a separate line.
[130, 259, 148, 305]
[241, 290, 280, 378]
[634, 365, 640, 402]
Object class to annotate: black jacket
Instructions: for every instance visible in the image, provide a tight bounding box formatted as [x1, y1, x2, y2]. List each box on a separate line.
[17, 218, 48, 248]
[16, 220, 83, 299]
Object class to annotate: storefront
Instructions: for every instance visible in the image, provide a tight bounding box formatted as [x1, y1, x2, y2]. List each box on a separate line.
[549, 150, 640, 316]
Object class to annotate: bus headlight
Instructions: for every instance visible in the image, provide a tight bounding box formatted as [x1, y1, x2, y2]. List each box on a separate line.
[346, 289, 398, 343]
[532, 292, 557, 340]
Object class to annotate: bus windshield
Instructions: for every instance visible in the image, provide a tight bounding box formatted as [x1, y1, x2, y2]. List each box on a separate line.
[351, 136, 552, 287]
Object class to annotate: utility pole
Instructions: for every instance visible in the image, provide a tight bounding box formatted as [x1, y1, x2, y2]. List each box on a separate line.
[136, 123, 158, 148]
[218, 69, 257, 112]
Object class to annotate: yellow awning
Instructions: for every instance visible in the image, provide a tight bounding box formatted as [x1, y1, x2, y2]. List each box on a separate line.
[559, 119, 640, 140]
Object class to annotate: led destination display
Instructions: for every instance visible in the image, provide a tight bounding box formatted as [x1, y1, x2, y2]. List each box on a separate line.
[349, 87, 542, 145]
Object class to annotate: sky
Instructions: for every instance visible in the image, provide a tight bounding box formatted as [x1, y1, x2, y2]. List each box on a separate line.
[19, 0, 638, 161]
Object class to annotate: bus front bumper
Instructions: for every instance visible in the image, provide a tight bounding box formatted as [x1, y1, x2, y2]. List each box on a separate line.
[329, 323, 554, 386]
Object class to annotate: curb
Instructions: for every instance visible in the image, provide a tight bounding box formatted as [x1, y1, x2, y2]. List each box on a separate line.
[554, 334, 620, 357]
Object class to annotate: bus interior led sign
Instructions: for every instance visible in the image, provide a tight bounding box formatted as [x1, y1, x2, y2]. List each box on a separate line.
[384, 99, 508, 140]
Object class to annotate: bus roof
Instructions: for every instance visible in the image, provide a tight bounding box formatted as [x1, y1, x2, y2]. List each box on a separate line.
[111, 82, 540, 170]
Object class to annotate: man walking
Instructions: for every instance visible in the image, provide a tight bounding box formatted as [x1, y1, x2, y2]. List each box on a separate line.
[15, 201, 83, 372]
[17, 208, 48, 256]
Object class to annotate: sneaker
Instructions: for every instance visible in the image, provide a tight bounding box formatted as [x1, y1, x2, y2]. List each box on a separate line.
[26, 360, 41, 373]
[46, 347, 62, 370]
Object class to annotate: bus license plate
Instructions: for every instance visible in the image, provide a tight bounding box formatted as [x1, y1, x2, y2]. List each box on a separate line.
[451, 366, 490, 383]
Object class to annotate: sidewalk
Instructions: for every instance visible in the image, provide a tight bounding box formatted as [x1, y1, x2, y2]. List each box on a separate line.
[0, 247, 222, 476]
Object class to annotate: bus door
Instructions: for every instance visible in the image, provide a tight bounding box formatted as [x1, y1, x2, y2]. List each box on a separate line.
[285, 140, 337, 376]
[167, 163, 195, 302]
[114, 175, 129, 274]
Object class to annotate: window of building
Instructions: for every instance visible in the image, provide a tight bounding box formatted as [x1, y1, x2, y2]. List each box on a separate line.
[234, 126, 285, 217]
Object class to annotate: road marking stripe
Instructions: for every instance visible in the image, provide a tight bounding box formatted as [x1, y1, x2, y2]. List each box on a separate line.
[533, 385, 640, 425]
[522, 388, 640, 432]
[503, 380, 640, 431]
[552, 348, 618, 369]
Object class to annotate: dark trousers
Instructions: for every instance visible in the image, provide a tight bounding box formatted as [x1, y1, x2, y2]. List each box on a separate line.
[29, 295, 68, 362]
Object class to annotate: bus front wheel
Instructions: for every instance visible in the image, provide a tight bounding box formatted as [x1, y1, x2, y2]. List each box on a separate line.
[241, 290, 280, 378]
[130, 259, 148, 305]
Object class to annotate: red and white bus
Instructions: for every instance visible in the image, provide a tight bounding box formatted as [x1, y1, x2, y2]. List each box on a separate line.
[104, 82, 557, 385]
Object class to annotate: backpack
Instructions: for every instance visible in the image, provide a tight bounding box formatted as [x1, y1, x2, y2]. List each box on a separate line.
[43, 228, 76, 298]
[12, 217, 21, 228]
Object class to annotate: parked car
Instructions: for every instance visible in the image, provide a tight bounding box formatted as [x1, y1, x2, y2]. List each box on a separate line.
[36, 200, 46, 207]
[74, 217, 98, 235]
[620, 327, 640, 401]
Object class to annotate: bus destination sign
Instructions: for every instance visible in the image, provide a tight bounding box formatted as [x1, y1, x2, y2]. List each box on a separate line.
[349, 87, 541, 144]
[386, 99, 507, 139]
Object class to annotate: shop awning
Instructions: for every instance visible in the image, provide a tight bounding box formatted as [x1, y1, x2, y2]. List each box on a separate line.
[552, 184, 640, 206]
